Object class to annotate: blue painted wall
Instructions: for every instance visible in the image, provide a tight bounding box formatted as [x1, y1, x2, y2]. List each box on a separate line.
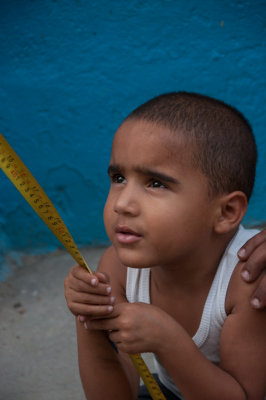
[0, 0, 265, 279]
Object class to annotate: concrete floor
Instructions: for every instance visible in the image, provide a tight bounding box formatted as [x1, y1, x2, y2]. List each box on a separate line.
[0, 247, 154, 400]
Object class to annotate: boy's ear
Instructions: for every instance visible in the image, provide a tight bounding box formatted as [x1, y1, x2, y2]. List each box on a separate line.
[214, 191, 248, 234]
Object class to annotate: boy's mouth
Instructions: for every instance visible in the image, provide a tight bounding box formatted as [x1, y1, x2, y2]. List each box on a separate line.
[115, 225, 142, 244]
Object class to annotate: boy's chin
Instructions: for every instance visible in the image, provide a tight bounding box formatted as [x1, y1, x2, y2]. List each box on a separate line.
[114, 247, 150, 269]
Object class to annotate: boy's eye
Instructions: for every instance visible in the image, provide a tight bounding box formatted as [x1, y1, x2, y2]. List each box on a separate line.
[111, 174, 126, 184]
[150, 180, 167, 189]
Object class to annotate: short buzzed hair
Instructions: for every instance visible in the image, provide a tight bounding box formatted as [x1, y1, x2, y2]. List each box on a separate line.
[126, 92, 257, 200]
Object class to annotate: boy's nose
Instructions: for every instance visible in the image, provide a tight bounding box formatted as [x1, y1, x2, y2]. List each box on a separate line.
[113, 184, 139, 216]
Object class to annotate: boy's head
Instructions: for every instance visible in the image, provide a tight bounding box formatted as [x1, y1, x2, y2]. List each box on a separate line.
[104, 92, 257, 267]
[125, 92, 257, 201]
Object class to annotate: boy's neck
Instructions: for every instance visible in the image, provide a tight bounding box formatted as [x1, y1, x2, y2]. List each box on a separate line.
[151, 229, 238, 293]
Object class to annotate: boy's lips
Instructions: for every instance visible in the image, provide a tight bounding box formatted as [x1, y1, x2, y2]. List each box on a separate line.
[115, 225, 142, 244]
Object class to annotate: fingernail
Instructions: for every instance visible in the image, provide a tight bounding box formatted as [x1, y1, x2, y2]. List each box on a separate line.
[251, 297, 261, 309]
[110, 296, 115, 304]
[106, 286, 111, 294]
[238, 248, 246, 258]
[107, 305, 113, 312]
[91, 278, 97, 286]
[79, 315, 85, 322]
[84, 322, 88, 330]
[241, 270, 250, 281]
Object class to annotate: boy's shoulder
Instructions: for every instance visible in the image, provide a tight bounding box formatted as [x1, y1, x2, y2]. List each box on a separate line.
[220, 246, 266, 398]
[227, 225, 260, 255]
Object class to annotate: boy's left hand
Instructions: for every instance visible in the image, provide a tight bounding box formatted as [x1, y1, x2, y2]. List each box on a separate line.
[85, 301, 177, 354]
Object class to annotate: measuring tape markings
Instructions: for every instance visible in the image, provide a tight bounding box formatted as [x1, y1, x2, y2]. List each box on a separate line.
[0, 133, 166, 400]
[0, 135, 90, 272]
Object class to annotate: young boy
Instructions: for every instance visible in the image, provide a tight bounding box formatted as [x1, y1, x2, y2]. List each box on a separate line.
[65, 92, 266, 400]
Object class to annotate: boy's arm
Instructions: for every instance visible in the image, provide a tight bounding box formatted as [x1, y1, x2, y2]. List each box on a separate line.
[76, 320, 139, 400]
[153, 263, 266, 400]
[65, 246, 139, 400]
[219, 262, 266, 398]
[75, 246, 139, 400]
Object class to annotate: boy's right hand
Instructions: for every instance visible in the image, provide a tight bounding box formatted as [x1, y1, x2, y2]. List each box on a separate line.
[64, 265, 115, 320]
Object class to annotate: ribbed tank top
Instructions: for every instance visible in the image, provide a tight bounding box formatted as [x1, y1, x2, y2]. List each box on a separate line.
[126, 225, 259, 398]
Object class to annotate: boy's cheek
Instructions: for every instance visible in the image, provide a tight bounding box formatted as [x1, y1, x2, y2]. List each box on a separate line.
[103, 203, 114, 238]
[103, 199, 110, 225]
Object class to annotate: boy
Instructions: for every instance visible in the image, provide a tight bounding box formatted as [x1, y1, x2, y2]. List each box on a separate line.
[65, 92, 266, 399]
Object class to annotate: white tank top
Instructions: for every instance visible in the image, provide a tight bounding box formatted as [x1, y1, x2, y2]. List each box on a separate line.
[126, 225, 259, 398]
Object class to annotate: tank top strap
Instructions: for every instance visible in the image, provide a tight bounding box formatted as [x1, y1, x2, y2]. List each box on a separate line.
[126, 267, 150, 304]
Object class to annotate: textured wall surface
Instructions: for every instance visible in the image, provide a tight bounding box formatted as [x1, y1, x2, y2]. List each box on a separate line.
[0, 0, 265, 279]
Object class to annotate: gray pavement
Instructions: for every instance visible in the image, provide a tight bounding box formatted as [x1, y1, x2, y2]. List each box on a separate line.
[0, 247, 154, 400]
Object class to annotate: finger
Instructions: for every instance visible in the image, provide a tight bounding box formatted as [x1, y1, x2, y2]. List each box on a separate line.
[70, 280, 112, 295]
[84, 317, 117, 331]
[65, 287, 115, 315]
[77, 315, 106, 323]
[89, 303, 123, 320]
[70, 265, 110, 289]
[71, 291, 115, 306]
[95, 271, 110, 284]
[240, 244, 266, 282]
[238, 229, 266, 260]
[78, 315, 86, 323]
[67, 272, 112, 295]
[108, 330, 122, 344]
[69, 302, 114, 317]
[250, 274, 266, 310]
[71, 265, 100, 286]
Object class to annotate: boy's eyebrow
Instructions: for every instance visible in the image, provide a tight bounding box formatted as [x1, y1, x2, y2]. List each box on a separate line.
[107, 164, 122, 175]
[135, 167, 179, 184]
[108, 164, 178, 184]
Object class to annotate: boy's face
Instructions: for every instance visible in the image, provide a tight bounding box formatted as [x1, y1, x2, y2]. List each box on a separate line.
[104, 119, 218, 269]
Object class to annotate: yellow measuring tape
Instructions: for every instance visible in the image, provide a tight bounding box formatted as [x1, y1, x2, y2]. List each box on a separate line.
[0, 133, 166, 400]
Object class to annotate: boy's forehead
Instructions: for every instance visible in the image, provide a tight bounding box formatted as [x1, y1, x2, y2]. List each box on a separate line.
[112, 119, 187, 156]
[109, 119, 198, 175]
